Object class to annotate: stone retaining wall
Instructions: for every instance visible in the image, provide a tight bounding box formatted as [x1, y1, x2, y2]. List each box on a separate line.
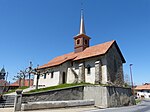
[22, 85, 135, 108]
[107, 86, 135, 107]
[22, 86, 84, 103]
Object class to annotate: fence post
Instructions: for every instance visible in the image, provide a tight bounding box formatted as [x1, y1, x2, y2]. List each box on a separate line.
[14, 89, 23, 112]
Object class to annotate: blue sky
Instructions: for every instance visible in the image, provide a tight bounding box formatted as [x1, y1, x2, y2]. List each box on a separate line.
[0, 0, 149, 85]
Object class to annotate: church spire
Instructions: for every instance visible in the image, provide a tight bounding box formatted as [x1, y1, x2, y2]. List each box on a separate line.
[79, 9, 86, 34]
[74, 8, 91, 53]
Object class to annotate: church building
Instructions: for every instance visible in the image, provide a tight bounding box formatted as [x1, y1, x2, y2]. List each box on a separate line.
[0, 67, 6, 80]
[33, 12, 126, 87]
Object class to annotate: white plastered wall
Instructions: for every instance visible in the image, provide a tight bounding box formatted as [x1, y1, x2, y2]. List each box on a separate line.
[38, 71, 60, 87]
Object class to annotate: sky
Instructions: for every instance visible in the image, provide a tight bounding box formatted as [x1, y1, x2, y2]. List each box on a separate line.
[0, 0, 149, 85]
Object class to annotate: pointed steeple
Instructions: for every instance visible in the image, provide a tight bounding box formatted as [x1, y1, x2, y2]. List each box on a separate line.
[74, 9, 91, 53]
[79, 9, 86, 34]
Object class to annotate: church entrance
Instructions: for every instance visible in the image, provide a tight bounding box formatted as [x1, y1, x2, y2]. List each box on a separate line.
[62, 72, 66, 84]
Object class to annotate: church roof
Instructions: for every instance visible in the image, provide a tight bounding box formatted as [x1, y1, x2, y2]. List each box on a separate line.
[10, 79, 33, 87]
[39, 40, 125, 69]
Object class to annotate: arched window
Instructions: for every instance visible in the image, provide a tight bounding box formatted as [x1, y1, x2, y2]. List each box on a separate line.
[87, 65, 91, 75]
[77, 39, 80, 45]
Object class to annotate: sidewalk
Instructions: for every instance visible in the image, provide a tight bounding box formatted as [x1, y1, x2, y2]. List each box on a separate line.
[0, 106, 98, 112]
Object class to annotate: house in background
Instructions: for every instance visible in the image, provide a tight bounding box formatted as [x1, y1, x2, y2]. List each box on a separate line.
[135, 83, 150, 99]
[10, 79, 33, 90]
[33, 12, 126, 87]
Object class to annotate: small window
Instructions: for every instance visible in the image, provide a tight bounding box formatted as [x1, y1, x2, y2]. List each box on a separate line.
[85, 39, 88, 45]
[87, 65, 91, 75]
[51, 72, 54, 78]
[44, 73, 46, 79]
[71, 61, 73, 66]
[77, 39, 80, 45]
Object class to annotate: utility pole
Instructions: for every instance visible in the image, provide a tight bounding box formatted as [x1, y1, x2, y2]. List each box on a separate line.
[129, 64, 134, 96]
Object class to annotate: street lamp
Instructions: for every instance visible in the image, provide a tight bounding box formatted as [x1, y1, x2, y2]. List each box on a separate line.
[129, 64, 134, 96]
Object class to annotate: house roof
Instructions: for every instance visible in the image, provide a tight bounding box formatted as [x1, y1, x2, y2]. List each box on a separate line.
[39, 40, 125, 69]
[0, 80, 9, 86]
[135, 84, 150, 90]
[10, 79, 33, 87]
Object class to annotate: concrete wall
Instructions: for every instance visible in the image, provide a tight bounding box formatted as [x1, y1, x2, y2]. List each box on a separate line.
[83, 86, 108, 108]
[22, 85, 135, 108]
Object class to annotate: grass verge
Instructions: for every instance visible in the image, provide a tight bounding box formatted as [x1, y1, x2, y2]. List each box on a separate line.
[4, 86, 29, 94]
[26, 83, 92, 94]
[135, 99, 141, 104]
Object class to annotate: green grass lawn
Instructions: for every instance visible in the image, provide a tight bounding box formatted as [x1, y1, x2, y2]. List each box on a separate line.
[4, 86, 29, 94]
[26, 83, 92, 94]
[135, 99, 141, 104]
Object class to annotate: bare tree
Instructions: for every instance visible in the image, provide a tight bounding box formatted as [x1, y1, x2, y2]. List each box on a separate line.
[19, 69, 28, 87]
[28, 65, 40, 90]
[13, 74, 22, 87]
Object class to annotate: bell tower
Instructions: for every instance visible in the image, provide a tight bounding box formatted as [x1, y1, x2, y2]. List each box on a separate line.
[74, 10, 91, 53]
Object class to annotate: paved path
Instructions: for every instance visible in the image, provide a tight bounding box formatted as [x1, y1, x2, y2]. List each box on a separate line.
[85, 100, 150, 112]
[0, 106, 97, 112]
[1, 100, 150, 112]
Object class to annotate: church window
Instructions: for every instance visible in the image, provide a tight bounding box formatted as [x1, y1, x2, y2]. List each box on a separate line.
[85, 39, 87, 45]
[51, 72, 54, 78]
[71, 61, 73, 66]
[44, 73, 46, 79]
[77, 39, 80, 45]
[87, 65, 91, 75]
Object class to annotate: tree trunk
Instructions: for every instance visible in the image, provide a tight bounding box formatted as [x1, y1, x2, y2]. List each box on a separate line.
[36, 74, 39, 90]
[19, 78, 21, 87]
[28, 73, 30, 87]
[23, 74, 25, 87]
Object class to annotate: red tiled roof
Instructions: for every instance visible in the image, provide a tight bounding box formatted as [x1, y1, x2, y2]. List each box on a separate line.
[10, 79, 33, 87]
[0, 80, 9, 86]
[135, 84, 150, 90]
[39, 40, 125, 69]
